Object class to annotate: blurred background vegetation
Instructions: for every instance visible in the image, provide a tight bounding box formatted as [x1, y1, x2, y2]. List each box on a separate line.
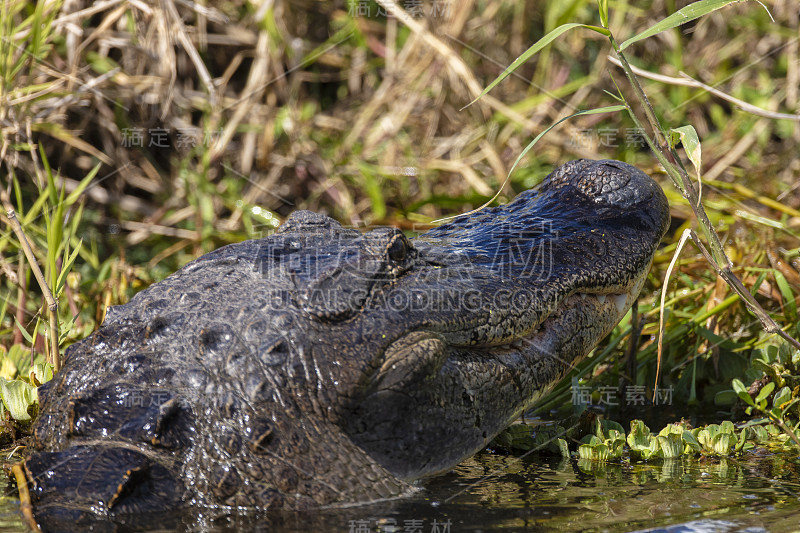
[1, 0, 799, 425]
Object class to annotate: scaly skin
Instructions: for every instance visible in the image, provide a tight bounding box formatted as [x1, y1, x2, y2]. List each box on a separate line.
[24, 159, 669, 529]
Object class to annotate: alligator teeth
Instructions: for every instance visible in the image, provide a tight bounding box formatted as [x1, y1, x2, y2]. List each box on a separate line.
[511, 339, 524, 349]
[579, 293, 587, 300]
[613, 293, 628, 313]
[596, 294, 606, 304]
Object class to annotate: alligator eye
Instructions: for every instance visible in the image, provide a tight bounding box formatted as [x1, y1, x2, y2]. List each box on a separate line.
[387, 235, 408, 262]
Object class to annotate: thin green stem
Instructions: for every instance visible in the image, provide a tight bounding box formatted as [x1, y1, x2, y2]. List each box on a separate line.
[1, 188, 61, 373]
[607, 31, 800, 352]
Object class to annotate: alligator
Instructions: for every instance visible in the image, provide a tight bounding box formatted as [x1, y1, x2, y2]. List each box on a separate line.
[23, 159, 669, 530]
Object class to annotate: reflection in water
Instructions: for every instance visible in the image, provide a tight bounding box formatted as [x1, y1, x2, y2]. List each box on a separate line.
[2, 450, 799, 532]
[414, 451, 800, 533]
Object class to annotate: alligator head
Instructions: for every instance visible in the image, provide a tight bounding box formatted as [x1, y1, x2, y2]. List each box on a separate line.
[24, 159, 669, 528]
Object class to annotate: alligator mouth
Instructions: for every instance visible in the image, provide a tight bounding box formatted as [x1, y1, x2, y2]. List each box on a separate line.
[485, 275, 647, 353]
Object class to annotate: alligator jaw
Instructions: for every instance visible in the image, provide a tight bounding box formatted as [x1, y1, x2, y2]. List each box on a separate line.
[380, 273, 648, 377]
[497, 274, 647, 352]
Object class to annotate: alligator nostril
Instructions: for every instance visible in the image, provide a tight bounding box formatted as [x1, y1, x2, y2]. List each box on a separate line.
[145, 316, 171, 339]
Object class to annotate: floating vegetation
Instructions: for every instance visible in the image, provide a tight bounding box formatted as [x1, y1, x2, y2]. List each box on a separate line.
[494, 412, 800, 464]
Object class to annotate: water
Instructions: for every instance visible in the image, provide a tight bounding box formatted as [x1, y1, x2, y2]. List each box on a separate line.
[3, 449, 798, 532]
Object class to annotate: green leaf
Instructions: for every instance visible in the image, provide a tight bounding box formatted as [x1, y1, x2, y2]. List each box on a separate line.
[732, 378, 755, 406]
[598, 0, 609, 27]
[752, 358, 783, 387]
[65, 163, 100, 206]
[0, 377, 37, 421]
[357, 163, 387, 220]
[0, 357, 16, 380]
[658, 433, 684, 458]
[8, 344, 37, 375]
[620, 0, 749, 51]
[755, 381, 775, 405]
[669, 125, 702, 179]
[773, 272, 797, 322]
[658, 422, 686, 437]
[735, 428, 749, 452]
[682, 431, 702, 453]
[750, 425, 770, 443]
[647, 435, 662, 459]
[696, 428, 713, 451]
[601, 419, 626, 437]
[607, 437, 625, 460]
[578, 442, 609, 461]
[714, 390, 738, 406]
[711, 433, 735, 455]
[627, 419, 652, 449]
[86, 51, 120, 75]
[59, 314, 78, 344]
[594, 417, 605, 439]
[12, 316, 35, 345]
[19, 184, 49, 225]
[31, 362, 54, 386]
[773, 386, 792, 410]
[557, 438, 570, 458]
[778, 343, 794, 366]
[464, 23, 611, 108]
[581, 434, 603, 446]
[56, 239, 83, 295]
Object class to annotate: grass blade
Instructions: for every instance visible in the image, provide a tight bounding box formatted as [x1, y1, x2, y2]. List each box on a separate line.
[56, 240, 83, 296]
[65, 164, 101, 206]
[435, 104, 625, 223]
[507, 105, 626, 178]
[463, 23, 610, 109]
[32, 123, 112, 165]
[620, 0, 748, 51]
[598, 0, 609, 28]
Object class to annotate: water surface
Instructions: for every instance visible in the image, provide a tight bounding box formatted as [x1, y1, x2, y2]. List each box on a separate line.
[4, 448, 798, 532]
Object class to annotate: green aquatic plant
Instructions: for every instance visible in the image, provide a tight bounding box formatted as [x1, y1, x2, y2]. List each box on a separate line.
[0, 345, 50, 428]
[732, 367, 800, 449]
[494, 413, 797, 463]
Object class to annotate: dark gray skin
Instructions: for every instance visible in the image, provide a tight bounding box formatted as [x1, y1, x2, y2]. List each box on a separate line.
[24, 159, 669, 528]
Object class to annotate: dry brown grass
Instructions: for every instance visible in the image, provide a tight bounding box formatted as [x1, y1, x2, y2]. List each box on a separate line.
[2, 1, 800, 390]
[4, 1, 799, 231]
